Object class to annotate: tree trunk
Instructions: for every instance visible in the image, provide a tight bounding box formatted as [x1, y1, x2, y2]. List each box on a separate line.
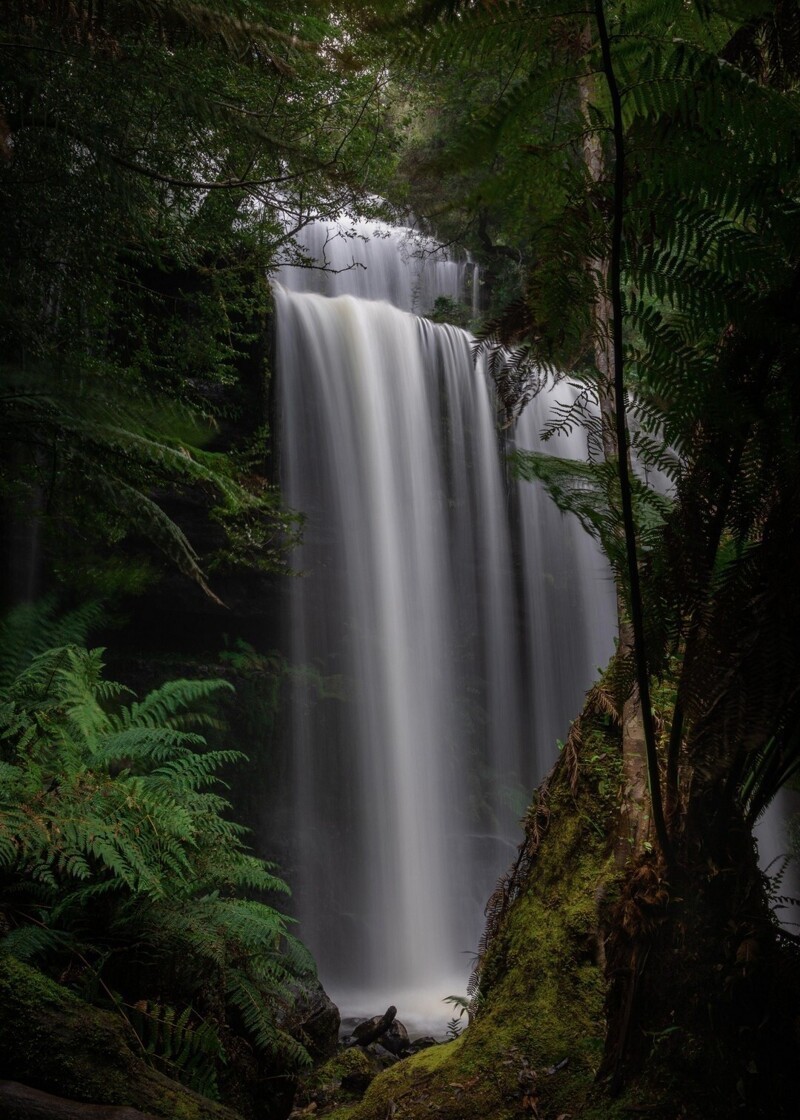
[577, 20, 653, 866]
[599, 785, 797, 1112]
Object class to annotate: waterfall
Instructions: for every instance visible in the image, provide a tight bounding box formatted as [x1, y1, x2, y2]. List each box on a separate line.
[278, 218, 466, 313]
[515, 398, 618, 762]
[275, 221, 615, 1031]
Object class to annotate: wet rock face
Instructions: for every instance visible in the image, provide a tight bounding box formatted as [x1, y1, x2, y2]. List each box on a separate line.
[349, 1006, 397, 1048]
[281, 981, 341, 1062]
[379, 1018, 410, 1056]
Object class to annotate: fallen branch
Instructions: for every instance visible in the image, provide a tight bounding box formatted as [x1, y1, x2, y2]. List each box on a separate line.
[0, 1081, 156, 1120]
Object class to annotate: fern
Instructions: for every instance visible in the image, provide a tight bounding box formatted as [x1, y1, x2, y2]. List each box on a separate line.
[125, 1000, 226, 1100]
[0, 600, 104, 689]
[0, 924, 75, 963]
[0, 631, 314, 1078]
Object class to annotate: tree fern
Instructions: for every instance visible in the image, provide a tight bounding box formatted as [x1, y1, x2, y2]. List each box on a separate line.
[394, 0, 800, 840]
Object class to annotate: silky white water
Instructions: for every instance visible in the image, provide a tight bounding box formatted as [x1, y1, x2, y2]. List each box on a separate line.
[275, 220, 615, 1031]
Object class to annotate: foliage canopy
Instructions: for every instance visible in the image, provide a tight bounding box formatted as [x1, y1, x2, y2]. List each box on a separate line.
[387, 0, 800, 848]
[0, 0, 396, 600]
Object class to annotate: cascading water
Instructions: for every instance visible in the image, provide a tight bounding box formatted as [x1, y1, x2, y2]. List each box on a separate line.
[515, 400, 618, 761]
[275, 221, 616, 1031]
[278, 218, 467, 313]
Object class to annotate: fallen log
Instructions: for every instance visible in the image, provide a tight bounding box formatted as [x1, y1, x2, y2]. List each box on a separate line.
[0, 1080, 157, 1120]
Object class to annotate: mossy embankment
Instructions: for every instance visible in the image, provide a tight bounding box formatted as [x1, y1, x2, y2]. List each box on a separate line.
[322, 713, 628, 1120]
[0, 955, 243, 1120]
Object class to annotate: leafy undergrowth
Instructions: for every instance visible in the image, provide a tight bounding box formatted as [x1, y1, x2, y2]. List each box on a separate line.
[0, 605, 315, 1114]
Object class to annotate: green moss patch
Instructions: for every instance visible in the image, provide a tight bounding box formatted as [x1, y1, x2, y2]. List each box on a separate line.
[0, 955, 242, 1119]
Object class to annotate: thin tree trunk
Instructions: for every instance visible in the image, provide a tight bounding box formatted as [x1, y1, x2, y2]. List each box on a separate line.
[576, 21, 652, 862]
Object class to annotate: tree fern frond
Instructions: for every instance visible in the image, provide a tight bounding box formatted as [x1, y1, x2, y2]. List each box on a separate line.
[93, 728, 206, 766]
[145, 749, 245, 792]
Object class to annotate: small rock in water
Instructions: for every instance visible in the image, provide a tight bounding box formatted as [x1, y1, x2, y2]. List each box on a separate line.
[380, 1018, 410, 1055]
[351, 1005, 397, 1047]
[370, 1042, 399, 1065]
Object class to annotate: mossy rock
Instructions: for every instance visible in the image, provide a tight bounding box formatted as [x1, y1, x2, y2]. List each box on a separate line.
[326, 1048, 373, 1084]
[294, 1045, 384, 1114]
[0, 955, 243, 1120]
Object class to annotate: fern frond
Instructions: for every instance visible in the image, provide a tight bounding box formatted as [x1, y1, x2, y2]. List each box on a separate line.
[125, 999, 225, 1099]
[113, 679, 234, 732]
[226, 970, 311, 1069]
[0, 924, 75, 963]
[0, 600, 105, 688]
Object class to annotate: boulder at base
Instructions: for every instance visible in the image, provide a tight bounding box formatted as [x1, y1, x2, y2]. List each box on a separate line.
[349, 1007, 396, 1048]
[281, 981, 341, 1061]
[378, 1019, 409, 1056]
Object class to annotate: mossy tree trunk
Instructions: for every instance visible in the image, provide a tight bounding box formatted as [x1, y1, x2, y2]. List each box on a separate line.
[598, 784, 798, 1113]
[576, 16, 655, 872]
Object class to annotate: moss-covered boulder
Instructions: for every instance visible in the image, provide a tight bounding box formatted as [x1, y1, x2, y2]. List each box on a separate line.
[291, 1045, 388, 1116]
[0, 956, 243, 1120]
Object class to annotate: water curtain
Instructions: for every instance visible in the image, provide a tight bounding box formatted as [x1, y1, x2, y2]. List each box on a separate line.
[275, 222, 615, 1027]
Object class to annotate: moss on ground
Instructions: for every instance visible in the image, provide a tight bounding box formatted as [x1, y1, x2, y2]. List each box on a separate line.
[0, 955, 243, 1119]
[322, 1107, 359, 1120]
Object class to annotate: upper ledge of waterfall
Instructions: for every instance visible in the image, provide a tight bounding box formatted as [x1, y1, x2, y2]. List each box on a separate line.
[275, 214, 478, 318]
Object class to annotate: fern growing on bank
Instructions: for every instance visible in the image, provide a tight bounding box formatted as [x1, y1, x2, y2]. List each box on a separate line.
[0, 629, 315, 1091]
[124, 1000, 226, 1100]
